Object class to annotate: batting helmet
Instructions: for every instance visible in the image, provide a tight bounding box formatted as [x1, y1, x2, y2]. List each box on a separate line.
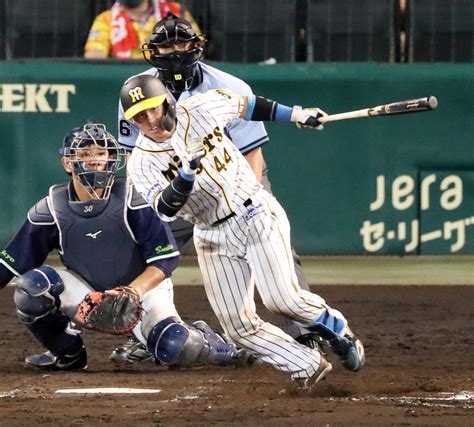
[62, 124, 126, 199]
[142, 13, 203, 93]
[120, 75, 177, 131]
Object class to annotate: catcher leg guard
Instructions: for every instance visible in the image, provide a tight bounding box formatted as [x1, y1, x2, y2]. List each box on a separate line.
[304, 309, 365, 372]
[13, 265, 83, 357]
[147, 317, 239, 366]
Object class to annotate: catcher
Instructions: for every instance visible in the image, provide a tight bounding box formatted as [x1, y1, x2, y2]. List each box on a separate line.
[0, 123, 249, 370]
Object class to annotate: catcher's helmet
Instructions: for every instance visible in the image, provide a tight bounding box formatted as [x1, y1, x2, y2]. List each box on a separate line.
[60, 126, 82, 155]
[142, 13, 203, 93]
[62, 124, 126, 199]
[120, 75, 177, 131]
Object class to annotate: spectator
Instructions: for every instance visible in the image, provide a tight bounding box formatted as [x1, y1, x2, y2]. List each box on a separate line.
[84, 0, 201, 59]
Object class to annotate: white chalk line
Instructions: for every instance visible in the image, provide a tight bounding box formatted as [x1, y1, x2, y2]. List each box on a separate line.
[329, 391, 474, 409]
[55, 387, 161, 394]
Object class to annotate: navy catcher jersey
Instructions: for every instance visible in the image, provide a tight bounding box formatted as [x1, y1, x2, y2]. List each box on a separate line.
[118, 62, 269, 154]
[0, 178, 179, 289]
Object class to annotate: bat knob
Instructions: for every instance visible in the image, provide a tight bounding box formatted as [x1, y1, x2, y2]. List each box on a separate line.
[428, 96, 438, 110]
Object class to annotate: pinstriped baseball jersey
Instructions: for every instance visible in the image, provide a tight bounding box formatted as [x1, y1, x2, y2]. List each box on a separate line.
[128, 89, 262, 228]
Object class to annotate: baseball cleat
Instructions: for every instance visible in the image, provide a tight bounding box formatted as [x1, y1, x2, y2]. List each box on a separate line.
[25, 346, 87, 371]
[293, 354, 333, 390]
[109, 337, 155, 363]
[329, 334, 365, 372]
[232, 348, 261, 368]
[296, 333, 326, 354]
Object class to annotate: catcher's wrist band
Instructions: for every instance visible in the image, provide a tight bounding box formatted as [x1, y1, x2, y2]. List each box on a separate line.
[245, 95, 293, 122]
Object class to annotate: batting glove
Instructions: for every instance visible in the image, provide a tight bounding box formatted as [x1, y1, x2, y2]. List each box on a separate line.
[182, 139, 206, 176]
[291, 106, 328, 131]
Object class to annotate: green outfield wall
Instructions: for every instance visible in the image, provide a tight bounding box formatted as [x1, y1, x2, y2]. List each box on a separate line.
[0, 61, 473, 254]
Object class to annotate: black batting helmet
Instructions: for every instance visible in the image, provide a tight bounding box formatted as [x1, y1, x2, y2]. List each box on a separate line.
[142, 13, 204, 93]
[120, 75, 177, 131]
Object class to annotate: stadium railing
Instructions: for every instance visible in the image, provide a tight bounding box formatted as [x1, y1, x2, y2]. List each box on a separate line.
[1, 0, 474, 63]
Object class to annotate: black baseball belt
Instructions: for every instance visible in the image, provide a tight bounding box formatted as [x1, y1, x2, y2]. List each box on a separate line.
[211, 199, 252, 227]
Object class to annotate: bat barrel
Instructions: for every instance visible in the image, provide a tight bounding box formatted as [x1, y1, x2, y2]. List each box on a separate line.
[428, 96, 438, 110]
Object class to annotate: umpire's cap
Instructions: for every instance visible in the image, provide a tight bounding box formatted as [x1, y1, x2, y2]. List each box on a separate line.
[120, 75, 176, 130]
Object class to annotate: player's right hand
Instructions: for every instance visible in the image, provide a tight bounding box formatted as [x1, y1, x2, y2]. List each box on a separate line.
[291, 106, 328, 131]
[182, 139, 206, 173]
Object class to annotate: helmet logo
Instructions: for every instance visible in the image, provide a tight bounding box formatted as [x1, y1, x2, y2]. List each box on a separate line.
[174, 74, 182, 80]
[128, 87, 145, 103]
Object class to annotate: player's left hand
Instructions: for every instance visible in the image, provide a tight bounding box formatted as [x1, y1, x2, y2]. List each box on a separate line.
[74, 286, 143, 335]
[291, 106, 328, 131]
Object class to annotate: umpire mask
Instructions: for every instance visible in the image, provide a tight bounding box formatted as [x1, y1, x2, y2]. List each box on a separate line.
[63, 124, 126, 200]
[142, 13, 203, 93]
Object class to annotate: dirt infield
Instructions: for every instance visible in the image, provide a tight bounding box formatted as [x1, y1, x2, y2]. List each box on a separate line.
[0, 284, 472, 426]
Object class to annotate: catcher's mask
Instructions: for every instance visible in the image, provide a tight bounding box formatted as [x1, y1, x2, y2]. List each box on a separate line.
[62, 124, 126, 200]
[142, 13, 204, 93]
[120, 74, 177, 131]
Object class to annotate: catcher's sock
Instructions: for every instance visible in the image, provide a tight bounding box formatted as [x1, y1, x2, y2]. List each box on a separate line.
[24, 311, 81, 356]
[25, 345, 87, 371]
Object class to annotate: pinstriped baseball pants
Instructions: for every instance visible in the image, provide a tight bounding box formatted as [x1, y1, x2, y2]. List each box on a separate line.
[194, 189, 331, 378]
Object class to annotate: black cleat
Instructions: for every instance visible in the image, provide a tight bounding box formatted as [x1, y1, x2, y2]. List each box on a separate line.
[25, 346, 87, 371]
[296, 333, 326, 353]
[109, 337, 154, 363]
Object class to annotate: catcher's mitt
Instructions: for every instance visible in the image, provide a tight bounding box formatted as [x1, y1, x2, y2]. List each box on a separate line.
[74, 286, 143, 335]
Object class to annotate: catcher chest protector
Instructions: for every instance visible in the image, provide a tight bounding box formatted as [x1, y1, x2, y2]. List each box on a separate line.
[48, 179, 147, 291]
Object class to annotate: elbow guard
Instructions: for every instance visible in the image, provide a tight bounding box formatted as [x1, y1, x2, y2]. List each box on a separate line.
[246, 95, 293, 122]
[156, 172, 195, 217]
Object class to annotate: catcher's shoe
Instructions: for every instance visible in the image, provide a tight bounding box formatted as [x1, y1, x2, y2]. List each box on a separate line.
[109, 337, 154, 363]
[25, 346, 87, 371]
[293, 352, 333, 390]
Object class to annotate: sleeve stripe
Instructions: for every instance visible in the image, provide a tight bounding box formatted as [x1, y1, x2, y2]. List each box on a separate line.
[239, 137, 270, 154]
[146, 250, 180, 263]
[0, 259, 20, 276]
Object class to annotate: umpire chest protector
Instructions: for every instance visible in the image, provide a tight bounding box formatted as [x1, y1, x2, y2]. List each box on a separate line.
[47, 178, 147, 291]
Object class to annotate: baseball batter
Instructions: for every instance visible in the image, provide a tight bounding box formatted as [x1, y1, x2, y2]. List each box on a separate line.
[122, 75, 365, 389]
[0, 124, 250, 371]
[114, 14, 315, 361]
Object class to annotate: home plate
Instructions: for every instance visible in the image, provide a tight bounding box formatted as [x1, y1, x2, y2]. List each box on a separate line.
[56, 388, 161, 394]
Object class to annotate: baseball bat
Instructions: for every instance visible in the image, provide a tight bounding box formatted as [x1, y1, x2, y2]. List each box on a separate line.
[318, 96, 438, 124]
